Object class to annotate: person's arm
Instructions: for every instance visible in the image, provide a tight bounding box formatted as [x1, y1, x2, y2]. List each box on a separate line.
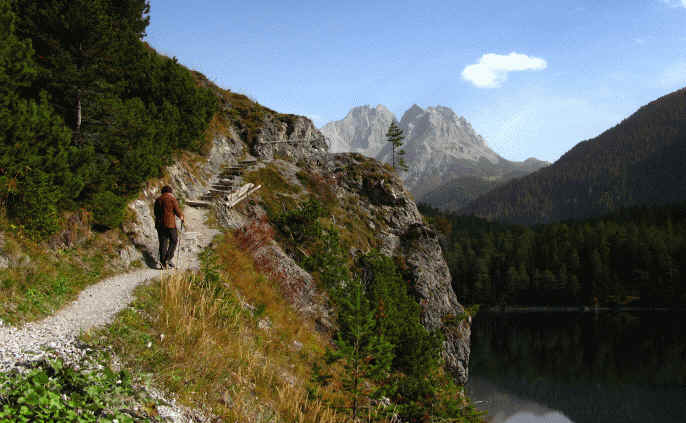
[153, 198, 162, 227]
[173, 196, 184, 222]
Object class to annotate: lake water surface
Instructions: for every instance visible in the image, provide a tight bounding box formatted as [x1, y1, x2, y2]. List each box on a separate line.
[466, 311, 686, 423]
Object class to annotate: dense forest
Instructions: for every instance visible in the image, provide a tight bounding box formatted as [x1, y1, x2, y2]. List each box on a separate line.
[420, 203, 686, 307]
[0, 0, 217, 235]
[460, 87, 686, 224]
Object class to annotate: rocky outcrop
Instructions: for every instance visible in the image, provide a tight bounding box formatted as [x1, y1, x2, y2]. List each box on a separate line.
[253, 114, 327, 164]
[398, 223, 470, 382]
[328, 153, 471, 384]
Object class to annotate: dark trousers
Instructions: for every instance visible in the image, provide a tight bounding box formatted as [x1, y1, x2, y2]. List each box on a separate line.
[157, 227, 178, 264]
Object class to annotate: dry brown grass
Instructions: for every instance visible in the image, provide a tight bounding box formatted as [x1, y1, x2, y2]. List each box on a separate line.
[87, 233, 350, 422]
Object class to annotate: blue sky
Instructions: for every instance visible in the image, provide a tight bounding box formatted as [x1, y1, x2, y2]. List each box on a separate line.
[146, 0, 686, 162]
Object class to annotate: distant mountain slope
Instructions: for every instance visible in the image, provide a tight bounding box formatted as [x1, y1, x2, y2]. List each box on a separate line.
[421, 160, 547, 211]
[461, 87, 686, 224]
[321, 104, 548, 201]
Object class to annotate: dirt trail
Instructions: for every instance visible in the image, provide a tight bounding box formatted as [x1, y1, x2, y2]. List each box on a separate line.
[0, 206, 218, 371]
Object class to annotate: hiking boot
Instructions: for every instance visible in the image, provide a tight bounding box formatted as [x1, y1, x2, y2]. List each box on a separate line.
[159, 262, 166, 270]
[166, 261, 175, 269]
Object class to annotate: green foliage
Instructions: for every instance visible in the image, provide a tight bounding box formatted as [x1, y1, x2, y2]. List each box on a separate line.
[278, 201, 479, 421]
[421, 202, 686, 307]
[0, 360, 160, 422]
[0, 1, 77, 235]
[274, 198, 326, 244]
[1, 0, 217, 235]
[90, 191, 126, 229]
[385, 122, 407, 171]
[329, 278, 394, 419]
[360, 252, 442, 377]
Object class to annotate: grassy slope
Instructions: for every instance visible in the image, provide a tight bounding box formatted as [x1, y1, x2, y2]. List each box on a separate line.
[84, 234, 349, 422]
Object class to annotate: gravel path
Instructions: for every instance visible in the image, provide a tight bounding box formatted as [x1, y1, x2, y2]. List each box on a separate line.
[0, 206, 219, 372]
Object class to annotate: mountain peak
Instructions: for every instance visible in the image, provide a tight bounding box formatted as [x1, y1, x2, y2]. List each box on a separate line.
[321, 105, 396, 157]
[401, 104, 425, 122]
[321, 103, 547, 201]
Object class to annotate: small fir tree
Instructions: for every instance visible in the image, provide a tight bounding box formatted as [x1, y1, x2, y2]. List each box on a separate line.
[385, 122, 408, 171]
[332, 278, 393, 420]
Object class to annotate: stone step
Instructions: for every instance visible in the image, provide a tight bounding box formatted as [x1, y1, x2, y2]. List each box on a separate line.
[186, 200, 212, 208]
[209, 189, 232, 196]
[220, 171, 241, 177]
[211, 183, 233, 190]
[200, 194, 217, 201]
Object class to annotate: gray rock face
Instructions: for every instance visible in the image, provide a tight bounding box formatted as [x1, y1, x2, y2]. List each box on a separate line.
[321, 104, 548, 202]
[398, 223, 470, 383]
[329, 153, 471, 384]
[253, 114, 328, 163]
[321, 105, 395, 157]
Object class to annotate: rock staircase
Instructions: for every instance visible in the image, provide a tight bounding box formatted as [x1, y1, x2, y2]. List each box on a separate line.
[186, 159, 260, 209]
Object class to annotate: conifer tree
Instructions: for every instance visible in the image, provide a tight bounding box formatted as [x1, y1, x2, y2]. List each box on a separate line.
[333, 278, 393, 420]
[385, 122, 408, 171]
[13, 0, 150, 141]
[0, 0, 78, 234]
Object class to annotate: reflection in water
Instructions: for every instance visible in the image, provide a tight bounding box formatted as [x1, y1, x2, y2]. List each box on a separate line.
[467, 312, 686, 423]
[468, 376, 573, 423]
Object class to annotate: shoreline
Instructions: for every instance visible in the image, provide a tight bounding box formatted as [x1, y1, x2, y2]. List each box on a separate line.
[481, 305, 686, 313]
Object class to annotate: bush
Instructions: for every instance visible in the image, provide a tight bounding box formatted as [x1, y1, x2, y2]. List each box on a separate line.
[90, 191, 127, 229]
[0, 360, 157, 422]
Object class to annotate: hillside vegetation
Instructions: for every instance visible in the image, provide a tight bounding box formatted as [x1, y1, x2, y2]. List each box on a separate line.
[461, 87, 686, 224]
[1, 0, 216, 235]
[422, 203, 686, 307]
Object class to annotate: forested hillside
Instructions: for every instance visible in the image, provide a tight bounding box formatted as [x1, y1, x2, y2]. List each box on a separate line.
[421, 203, 686, 307]
[460, 87, 686, 224]
[0, 0, 217, 235]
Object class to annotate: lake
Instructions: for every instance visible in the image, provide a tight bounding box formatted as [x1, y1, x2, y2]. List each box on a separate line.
[466, 311, 686, 423]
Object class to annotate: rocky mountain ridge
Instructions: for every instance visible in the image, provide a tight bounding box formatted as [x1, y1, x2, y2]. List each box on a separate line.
[321, 104, 548, 203]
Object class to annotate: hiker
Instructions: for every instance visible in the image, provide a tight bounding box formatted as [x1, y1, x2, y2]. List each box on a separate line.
[154, 185, 184, 269]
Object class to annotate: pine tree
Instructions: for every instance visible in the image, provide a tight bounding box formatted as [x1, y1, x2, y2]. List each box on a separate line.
[385, 122, 408, 171]
[0, 0, 78, 234]
[333, 278, 393, 420]
[13, 0, 150, 141]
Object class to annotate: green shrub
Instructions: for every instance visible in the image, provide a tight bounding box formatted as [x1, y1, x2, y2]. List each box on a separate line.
[3, 1, 217, 236]
[0, 360, 161, 422]
[90, 191, 127, 229]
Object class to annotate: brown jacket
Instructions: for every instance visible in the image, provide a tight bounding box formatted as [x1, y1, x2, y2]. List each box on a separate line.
[154, 192, 183, 229]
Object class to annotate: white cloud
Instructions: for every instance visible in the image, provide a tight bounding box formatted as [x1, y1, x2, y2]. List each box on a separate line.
[661, 0, 686, 8]
[462, 52, 548, 88]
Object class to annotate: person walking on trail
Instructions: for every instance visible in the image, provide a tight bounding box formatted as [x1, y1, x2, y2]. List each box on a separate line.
[154, 185, 184, 269]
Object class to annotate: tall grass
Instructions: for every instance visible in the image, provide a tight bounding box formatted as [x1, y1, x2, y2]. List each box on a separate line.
[87, 233, 350, 422]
